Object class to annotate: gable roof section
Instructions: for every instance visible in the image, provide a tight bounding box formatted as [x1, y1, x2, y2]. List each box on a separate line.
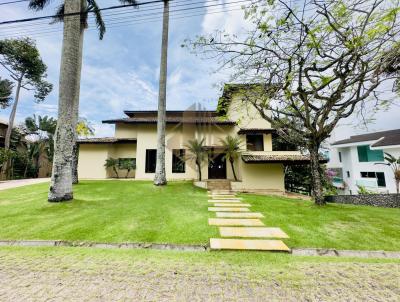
[78, 137, 137, 144]
[332, 129, 400, 147]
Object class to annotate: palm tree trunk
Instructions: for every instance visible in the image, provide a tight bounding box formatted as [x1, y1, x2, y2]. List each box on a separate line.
[196, 160, 202, 181]
[1, 77, 22, 179]
[72, 0, 87, 185]
[230, 159, 237, 181]
[48, 0, 82, 202]
[154, 0, 169, 186]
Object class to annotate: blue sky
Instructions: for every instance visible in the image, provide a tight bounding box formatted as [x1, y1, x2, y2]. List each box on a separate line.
[0, 0, 399, 140]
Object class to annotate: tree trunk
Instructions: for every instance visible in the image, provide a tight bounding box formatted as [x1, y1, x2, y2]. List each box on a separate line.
[48, 0, 82, 202]
[309, 144, 325, 205]
[1, 78, 22, 179]
[196, 160, 202, 181]
[113, 167, 119, 178]
[230, 159, 237, 181]
[72, 0, 86, 185]
[154, 0, 169, 186]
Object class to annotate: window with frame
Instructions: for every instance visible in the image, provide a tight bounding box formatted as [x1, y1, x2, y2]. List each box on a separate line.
[338, 151, 342, 163]
[172, 149, 185, 173]
[145, 149, 157, 173]
[357, 145, 384, 162]
[246, 134, 264, 151]
[360, 171, 386, 187]
[118, 158, 136, 169]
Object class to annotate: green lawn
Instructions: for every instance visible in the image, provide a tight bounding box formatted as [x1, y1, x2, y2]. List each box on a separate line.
[0, 180, 399, 251]
[0, 180, 217, 244]
[242, 194, 400, 251]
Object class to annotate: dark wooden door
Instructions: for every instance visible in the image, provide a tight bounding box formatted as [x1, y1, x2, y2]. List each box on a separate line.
[208, 153, 226, 179]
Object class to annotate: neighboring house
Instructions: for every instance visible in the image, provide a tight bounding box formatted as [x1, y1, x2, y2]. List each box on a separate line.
[328, 129, 400, 194]
[0, 120, 8, 148]
[78, 84, 313, 193]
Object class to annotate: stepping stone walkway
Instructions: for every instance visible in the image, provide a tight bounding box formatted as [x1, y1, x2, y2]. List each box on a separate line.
[207, 190, 290, 252]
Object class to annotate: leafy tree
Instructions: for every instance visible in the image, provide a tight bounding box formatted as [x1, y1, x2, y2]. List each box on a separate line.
[154, 0, 170, 186]
[0, 77, 13, 109]
[28, 0, 137, 201]
[376, 152, 400, 194]
[72, 118, 95, 184]
[104, 158, 119, 178]
[188, 0, 400, 205]
[0, 38, 52, 152]
[185, 138, 207, 181]
[219, 135, 243, 181]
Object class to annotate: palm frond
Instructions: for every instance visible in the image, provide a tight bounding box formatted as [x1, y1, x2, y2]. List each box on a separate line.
[118, 0, 138, 7]
[28, 0, 51, 11]
[87, 0, 105, 40]
[50, 4, 64, 24]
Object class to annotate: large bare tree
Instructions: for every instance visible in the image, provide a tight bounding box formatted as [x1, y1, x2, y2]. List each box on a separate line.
[189, 0, 400, 205]
[154, 0, 170, 186]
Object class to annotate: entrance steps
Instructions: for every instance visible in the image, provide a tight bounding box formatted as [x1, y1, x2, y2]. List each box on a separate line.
[206, 180, 231, 191]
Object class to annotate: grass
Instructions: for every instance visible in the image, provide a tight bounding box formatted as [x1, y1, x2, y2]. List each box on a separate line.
[242, 194, 400, 251]
[0, 180, 399, 251]
[0, 180, 217, 244]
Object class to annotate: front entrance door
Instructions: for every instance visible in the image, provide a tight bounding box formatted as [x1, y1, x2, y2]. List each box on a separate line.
[208, 153, 226, 179]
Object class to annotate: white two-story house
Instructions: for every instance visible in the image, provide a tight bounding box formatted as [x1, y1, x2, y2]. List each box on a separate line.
[328, 129, 400, 194]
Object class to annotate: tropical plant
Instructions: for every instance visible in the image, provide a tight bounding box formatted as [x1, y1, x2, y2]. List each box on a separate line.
[0, 77, 13, 109]
[189, 0, 400, 205]
[357, 185, 375, 195]
[185, 138, 207, 181]
[0, 38, 52, 152]
[219, 135, 242, 181]
[119, 159, 136, 178]
[104, 158, 119, 178]
[154, 0, 170, 186]
[28, 0, 137, 201]
[72, 118, 95, 184]
[376, 152, 400, 194]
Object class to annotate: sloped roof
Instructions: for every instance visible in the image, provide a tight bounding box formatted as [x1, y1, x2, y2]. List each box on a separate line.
[332, 129, 400, 147]
[237, 128, 276, 134]
[241, 153, 327, 164]
[103, 116, 235, 125]
[77, 137, 137, 144]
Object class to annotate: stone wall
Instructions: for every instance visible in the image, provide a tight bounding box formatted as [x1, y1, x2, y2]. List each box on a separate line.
[325, 194, 400, 208]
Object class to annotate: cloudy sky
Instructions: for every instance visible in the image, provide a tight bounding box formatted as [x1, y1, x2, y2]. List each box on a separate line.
[0, 0, 399, 141]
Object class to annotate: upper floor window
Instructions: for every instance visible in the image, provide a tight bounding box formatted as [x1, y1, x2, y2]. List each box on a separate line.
[338, 151, 342, 163]
[172, 149, 185, 173]
[145, 149, 157, 173]
[357, 145, 384, 162]
[246, 134, 264, 151]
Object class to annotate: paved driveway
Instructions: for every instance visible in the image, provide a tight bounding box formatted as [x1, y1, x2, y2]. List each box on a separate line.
[0, 178, 50, 191]
[0, 248, 399, 301]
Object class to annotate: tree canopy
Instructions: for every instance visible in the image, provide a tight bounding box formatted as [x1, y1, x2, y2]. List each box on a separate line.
[188, 0, 400, 204]
[0, 77, 13, 109]
[0, 38, 52, 102]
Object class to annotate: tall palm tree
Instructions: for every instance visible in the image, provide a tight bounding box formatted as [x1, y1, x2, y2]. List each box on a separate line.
[185, 138, 207, 181]
[28, 0, 137, 201]
[154, 0, 170, 186]
[219, 135, 243, 181]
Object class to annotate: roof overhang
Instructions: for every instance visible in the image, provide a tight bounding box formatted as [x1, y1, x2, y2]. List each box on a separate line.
[241, 152, 328, 164]
[237, 128, 276, 135]
[78, 138, 137, 144]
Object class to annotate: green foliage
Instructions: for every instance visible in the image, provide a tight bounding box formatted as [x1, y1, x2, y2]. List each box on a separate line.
[185, 138, 208, 181]
[118, 158, 136, 178]
[76, 118, 95, 137]
[219, 135, 243, 180]
[0, 77, 13, 109]
[357, 185, 375, 195]
[0, 148, 15, 168]
[0, 38, 52, 102]
[104, 157, 119, 178]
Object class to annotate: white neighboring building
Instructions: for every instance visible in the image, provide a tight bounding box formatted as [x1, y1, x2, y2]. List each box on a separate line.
[328, 129, 400, 195]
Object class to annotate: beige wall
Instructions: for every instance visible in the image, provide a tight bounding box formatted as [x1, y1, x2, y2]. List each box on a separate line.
[233, 160, 285, 192]
[78, 145, 109, 179]
[115, 124, 137, 138]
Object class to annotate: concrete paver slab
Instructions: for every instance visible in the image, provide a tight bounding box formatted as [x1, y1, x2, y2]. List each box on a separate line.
[208, 218, 264, 226]
[216, 212, 264, 218]
[212, 203, 251, 207]
[219, 227, 289, 238]
[210, 238, 290, 251]
[208, 199, 241, 203]
[208, 207, 250, 212]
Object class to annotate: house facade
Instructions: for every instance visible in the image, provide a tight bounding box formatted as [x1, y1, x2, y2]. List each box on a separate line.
[328, 129, 400, 194]
[78, 84, 311, 193]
